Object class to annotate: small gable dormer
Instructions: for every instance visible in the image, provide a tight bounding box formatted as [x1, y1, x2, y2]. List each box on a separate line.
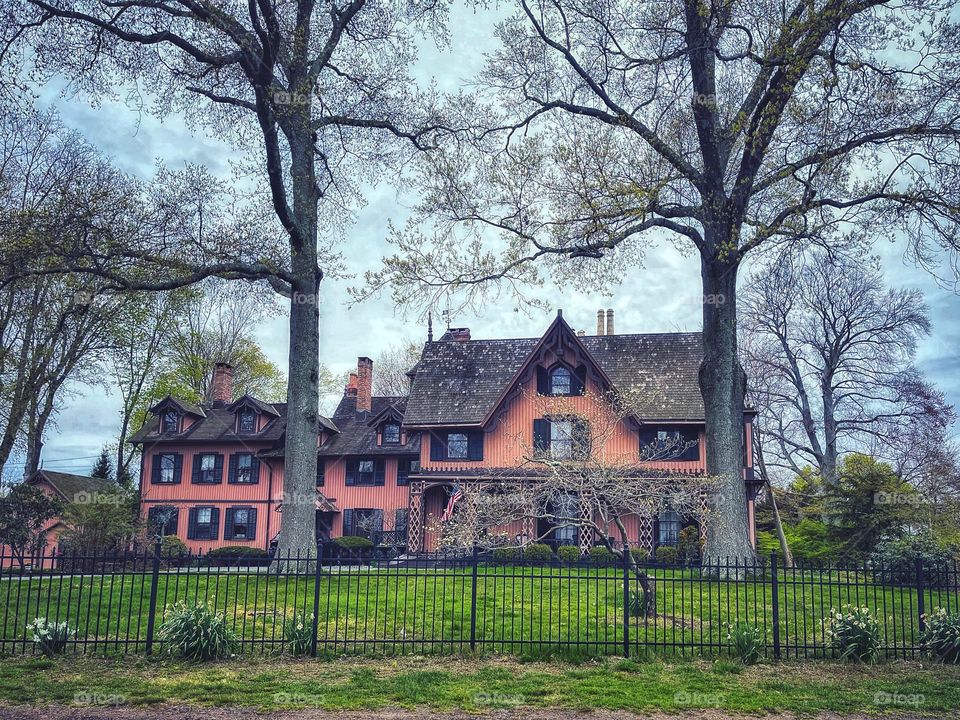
[227, 395, 280, 435]
[367, 403, 406, 446]
[536, 362, 586, 397]
[148, 396, 206, 435]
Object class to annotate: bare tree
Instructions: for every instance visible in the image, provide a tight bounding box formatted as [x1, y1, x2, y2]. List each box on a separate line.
[2, 0, 449, 557]
[373, 341, 421, 396]
[435, 388, 717, 609]
[362, 0, 960, 563]
[742, 251, 954, 488]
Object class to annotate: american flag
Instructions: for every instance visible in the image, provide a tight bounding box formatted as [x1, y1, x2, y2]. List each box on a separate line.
[441, 483, 464, 521]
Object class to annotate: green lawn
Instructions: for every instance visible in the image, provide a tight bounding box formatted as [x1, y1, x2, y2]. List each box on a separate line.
[2, 563, 955, 659]
[0, 655, 959, 715]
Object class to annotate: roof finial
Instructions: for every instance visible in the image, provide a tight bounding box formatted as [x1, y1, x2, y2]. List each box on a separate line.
[427, 311, 433, 342]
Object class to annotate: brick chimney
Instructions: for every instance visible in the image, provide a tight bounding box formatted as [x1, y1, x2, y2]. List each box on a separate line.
[441, 327, 471, 342]
[345, 372, 358, 396]
[596, 310, 605, 336]
[211, 363, 234, 406]
[606, 308, 614, 335]
[357, 357, 373, 413]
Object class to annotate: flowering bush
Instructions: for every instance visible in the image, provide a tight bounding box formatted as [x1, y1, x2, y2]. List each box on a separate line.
[726, 622, 764, 664]
[283, 613, 314, 656]
[921, 607, 960, 664]
[159, 602, 236, 661]
[824, 606, 882, 662]
[26, 617, 72, 656]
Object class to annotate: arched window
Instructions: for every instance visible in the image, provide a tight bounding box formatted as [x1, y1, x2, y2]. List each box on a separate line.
[550, 365, 572, 395]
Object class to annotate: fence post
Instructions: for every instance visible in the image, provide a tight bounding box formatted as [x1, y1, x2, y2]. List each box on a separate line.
[144, 537, 162, 656]
[916, 557, 926, 634]
[310, 545, 323, 657]
[622, 546, 631, 658]
[469, 544, 479, 651]
[770, 551, 781, 661]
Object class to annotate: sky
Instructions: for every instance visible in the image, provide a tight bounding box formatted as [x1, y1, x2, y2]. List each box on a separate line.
[12, 3, 960, 480]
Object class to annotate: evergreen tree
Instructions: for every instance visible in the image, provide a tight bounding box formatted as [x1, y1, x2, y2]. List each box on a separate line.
[90, 448, 114, 481]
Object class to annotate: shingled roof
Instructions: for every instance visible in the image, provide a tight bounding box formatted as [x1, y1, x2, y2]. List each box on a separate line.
[403, 323, 706, 426]
[30, 470, 118, 503]
[318, 395, 420, 457]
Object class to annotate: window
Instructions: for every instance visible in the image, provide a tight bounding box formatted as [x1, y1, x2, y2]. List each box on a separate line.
[552, 494, 579, 545]
[382, 423, 401, 444]
[192, 453, 222, 484]
[153, 453, 182, 484]
[534, 418, 590, 460]
[397, 458, 419, 486]
[161, 410, 180, 433]
[345, 458, 385, 486]
[226, 507, 257, 541]
[446, 433, 468, 459]
[343, 508, 382, 538]
[429, 430, 484, 461]
[238, 409, 256, 433]
[188, 506, 219, 540]
[148, 506, 178, 537]
[229, 453, 259, 484]
[550, 366, 572, 395]
[316, 459, 325, 487]
[537, 364, 584, 396]
[639, 427, 700, 462]
[658, 510, 681, 547]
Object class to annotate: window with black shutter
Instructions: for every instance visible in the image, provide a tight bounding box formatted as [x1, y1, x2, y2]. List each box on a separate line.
[192, 453, 223, 484]
[534, 418, 590, 460]
[347, 459, 384, 486]
[430, 431, 484, 461]
[147, 506, 179, 537]
[225, 507, 257, 541]
[228, 453, 260, 483]
[152, 453, 182, 484]
[397, 458, 419, 486]
[344, 508, 380, 537]
[187, 506, 219, 540]
[537, 364, 586, 396]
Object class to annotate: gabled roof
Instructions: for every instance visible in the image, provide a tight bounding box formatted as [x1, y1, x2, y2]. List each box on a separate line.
[317, 395, 420, 457]
[404, 317, 705, 426]
[147, 395, 206, 418]
[227, 394, 281, 417]
[30, 470, 118, 503]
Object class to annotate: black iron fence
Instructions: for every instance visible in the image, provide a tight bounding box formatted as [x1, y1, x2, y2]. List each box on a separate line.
[1, 542, 957, 660]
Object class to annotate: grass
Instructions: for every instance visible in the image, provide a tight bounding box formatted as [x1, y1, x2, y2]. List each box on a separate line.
[0, 654, 959, 714]
[2, 563, 955, 659]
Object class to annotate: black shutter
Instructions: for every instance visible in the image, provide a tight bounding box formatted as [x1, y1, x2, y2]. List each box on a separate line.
[209, 508, 220, 540]
[573, 418, 592, 460]
[536, 366, 549, 395]
[247, 508, 257, 540]
[397, 459, 408, 486]
[316, 459, 325, 487]
[249, 456, 261, 484]
[573, 365, 586, 395]
[429, 433, 444, 461]
[172, 454, 183, 484]
[224, 508, 235, 540]
[373, 509, 384, 534]
[374, 459, 385, 486]
[192, 454, 203, 483]
[639, 428, 655, 456]
[151, 455, 161, 484]
[467, 431, 484, 461]
[394, 508, 408, 532]
[187, 508, 198, 539]
[213, 453, 225, 483]
[343, 509, 354, 536]
[533, 419, 550, 457]
[345, 460, 357, 486]
[228, 454, 238, 483]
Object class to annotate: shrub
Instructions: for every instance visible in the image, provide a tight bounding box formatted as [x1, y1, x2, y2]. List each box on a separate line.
[824, 605, 881, 663]
[921, 607, 960, 664]
[557, 545, 583, 564]
[334, 536, 374, 551]
[654, 546, 679, 565]
[627, 590, 650, 618]
[870, 533, 956, 588]
[160, 536, 188, 557]
[522, 543, 553, 563]
[630, 547, 649, 565]
[726, 622, 764, 665]
[492, 546, 523, 563]
[159, 602, 236, 661]
[588, 545, 615, 567]
[677, 526, 702, 563]
[283, 613, 314, 657]
[206, 545, 270, 558]
[26, 617, 72, 656]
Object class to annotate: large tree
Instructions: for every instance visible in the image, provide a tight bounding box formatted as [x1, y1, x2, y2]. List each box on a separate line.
[364, 0, 960, 561]
[2, 0, 448, 557]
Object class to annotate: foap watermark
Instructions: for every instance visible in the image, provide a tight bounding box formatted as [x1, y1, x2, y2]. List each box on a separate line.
[873, 691, 925, 708]
[674, 690, 725, 707]
[73, 491, 125, 506]
[73, 690, 126, 706]
[677, 293, 727, 307]
[273, 691, 325, 706]
[874, 491, 934, 506]
[473, 691, 523, 707]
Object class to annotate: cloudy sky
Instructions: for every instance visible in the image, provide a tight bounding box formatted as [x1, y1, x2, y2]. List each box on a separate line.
[13, 3, 960, 480]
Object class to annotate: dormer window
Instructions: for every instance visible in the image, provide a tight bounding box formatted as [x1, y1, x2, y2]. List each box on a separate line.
[550, 366, 572, 395]
[382, 423, 401, 444]
[537, 363, 584, 396]
[161, 411, 180, 434]
[238, 409, 256, 434]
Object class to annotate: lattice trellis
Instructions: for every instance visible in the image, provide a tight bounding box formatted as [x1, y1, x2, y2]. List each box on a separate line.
[577, 497, 593, 554]
[698, 492, 709, 544]
[637, 515, 654, 551]
[407, 482, 424, 553]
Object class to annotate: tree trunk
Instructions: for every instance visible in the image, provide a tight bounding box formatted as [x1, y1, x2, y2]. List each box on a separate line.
[820, 378, 839, 487]
[272, 126, 321, 568]
[699, 245, 755, 570]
